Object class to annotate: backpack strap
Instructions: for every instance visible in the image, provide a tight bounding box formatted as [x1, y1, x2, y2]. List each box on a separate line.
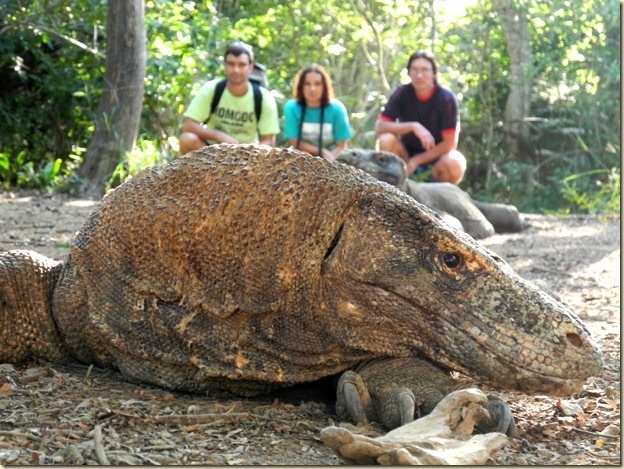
[318, 105, 325, 153]
[207, 78, 228, 123]
[295, 103, 325, 156]
[208, 79, 263, 125]
[251, 81, 262, 123]
[295, 103, 306, 150]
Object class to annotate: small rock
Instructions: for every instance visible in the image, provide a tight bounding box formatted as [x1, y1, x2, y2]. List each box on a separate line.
[0, 363, 16, 373]
[558, 400, 584, 416]
[535, 448, 556, 459]
[599, 424, 620, 437]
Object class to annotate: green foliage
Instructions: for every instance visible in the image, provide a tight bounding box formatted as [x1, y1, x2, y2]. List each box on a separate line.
[560, 168, 620, 216]
[105, 136, 166, 192]
[0, 0, 619, 216]
[142, 1, 228, 156]
[0, 0, 105, 187]
[9, 150, 82, 193]
[17, 158, 62, 188]
[450, 0, 620, 215]
[0, 153, 11, 189]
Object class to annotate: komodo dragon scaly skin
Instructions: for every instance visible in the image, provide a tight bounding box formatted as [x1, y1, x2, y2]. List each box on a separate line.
[0, 144, 603, 433]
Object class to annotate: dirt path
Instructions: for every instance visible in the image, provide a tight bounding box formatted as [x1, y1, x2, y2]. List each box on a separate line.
[0, 190, 620, 465]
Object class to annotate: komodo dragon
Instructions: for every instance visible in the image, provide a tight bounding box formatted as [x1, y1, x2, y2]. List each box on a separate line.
[336, 148, 527, 238]
[0, 144, 602, 437]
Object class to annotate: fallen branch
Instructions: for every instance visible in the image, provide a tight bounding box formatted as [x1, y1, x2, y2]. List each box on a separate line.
[92, 425, 110, 465]
[154, 411, 294, 426]
[17, 369, 51, 384]
[0, 430, 42, 442]
[65, 444, 85, 464]
[154, 411, 250, 425]
[568, 427, 620, 439]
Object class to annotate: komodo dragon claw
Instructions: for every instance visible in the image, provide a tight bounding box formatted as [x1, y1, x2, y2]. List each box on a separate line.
[336, 357, 516, 437]
[338, 370, 418, 429]
[336, 370, 372, 425]
[476, 395, 516, 438]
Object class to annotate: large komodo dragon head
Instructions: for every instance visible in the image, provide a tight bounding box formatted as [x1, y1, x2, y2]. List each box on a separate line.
[0, 144, 602, 397]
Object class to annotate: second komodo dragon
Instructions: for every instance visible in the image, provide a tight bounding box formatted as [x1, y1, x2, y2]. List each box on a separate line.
[0, 144, 603, 435]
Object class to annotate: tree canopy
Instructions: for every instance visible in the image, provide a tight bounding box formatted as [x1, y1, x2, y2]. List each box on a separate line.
[0, 0, 619, 214]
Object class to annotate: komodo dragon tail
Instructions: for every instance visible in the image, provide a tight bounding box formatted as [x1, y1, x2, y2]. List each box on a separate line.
[0, 250, 67, 362]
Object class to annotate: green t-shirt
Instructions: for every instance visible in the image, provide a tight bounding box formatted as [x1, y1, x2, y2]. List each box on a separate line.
[184, 78, 280, 144]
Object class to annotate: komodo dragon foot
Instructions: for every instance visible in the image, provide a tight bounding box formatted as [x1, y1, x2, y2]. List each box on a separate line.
[323, 388, 510, 465]
[336, 356, 515, 437]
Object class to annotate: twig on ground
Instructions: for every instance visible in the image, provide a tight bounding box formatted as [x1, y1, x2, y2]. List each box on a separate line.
[66, 444, 85, 464]
[155, 412, 251, 424]
[92, 424, 110, 465]
[568, 427, 621, 439]
[0, 430, 43, 442]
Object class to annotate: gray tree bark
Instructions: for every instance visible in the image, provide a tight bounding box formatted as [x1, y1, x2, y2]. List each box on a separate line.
[80, 0, 146, 196]
[491, 0, 533, 163]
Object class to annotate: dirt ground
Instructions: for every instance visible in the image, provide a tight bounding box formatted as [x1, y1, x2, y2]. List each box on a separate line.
[0, 190, 620, 465]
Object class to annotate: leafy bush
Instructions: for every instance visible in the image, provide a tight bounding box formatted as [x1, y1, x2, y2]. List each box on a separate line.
[0, 0, 105, 187]
[560, 168, 620, 216]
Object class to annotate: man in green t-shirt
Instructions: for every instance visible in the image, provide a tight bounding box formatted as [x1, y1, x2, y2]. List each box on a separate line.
[179, 43, 280, 155]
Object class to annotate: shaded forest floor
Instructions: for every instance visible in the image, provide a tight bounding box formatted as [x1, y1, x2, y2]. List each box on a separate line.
[0, 191, 620, 465]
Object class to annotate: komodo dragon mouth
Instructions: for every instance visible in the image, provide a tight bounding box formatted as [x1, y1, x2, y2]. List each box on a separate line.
[380, 284, 602, 396]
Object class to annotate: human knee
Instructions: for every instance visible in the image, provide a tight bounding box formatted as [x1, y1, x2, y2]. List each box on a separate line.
[447, 163, 465, 185]
[377, 133, 399, 151]
[179, 132, 205, 155]
[377, 133, 406, 160]
[434, 152, 466, 184]
[449, 150, 467, 172]
[449, 152, 467, 184]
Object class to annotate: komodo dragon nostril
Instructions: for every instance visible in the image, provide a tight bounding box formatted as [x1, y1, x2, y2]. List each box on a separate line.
[566, 332, 583, 347]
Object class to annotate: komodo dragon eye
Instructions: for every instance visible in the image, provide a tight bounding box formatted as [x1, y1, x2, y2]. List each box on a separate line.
[441, 252, 463, 270]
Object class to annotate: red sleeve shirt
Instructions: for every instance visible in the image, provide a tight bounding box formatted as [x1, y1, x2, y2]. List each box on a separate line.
[380, 83, 460, 156]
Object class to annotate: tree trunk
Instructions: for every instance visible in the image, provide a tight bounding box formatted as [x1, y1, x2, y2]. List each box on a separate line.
[80, 0, 146, 196]
[491, 0, 533, 163]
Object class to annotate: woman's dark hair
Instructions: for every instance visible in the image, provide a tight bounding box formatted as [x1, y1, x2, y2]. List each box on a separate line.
[406, 50, 439, 84]
[292, 64, 334, 106]
[225, 42, 254, 63]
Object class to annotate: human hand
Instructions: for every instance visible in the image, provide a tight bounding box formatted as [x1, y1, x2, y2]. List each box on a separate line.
[321, 148, 336, 162]
[412, 123, 435, 150]
[406, 155, 424, 175]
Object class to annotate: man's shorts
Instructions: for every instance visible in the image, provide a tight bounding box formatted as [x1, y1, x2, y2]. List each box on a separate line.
[399, 137, 436, 182]
[409, 161, 435, 182]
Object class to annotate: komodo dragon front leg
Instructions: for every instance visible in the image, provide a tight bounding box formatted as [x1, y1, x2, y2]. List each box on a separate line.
[336, 357, 515, 437]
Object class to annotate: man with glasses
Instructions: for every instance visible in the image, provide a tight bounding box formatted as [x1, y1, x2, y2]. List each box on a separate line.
[375, 50, 466, 184]
[179, 43, 279, 155]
